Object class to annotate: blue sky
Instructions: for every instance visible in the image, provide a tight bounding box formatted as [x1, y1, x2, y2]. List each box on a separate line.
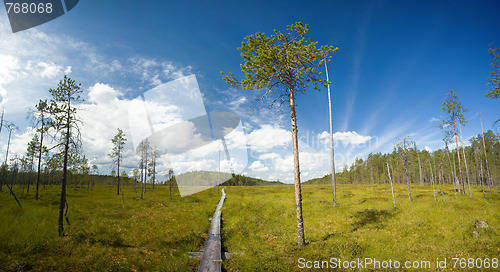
[0, 0, 499, 184]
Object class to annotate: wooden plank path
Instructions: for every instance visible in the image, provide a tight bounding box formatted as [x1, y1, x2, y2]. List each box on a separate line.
[197, 188, 226, 272]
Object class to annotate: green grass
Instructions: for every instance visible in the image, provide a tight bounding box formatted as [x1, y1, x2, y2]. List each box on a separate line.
[0, 183, 499, 271]
[0, 185, 220, 271]
[222, 184, 500, 271]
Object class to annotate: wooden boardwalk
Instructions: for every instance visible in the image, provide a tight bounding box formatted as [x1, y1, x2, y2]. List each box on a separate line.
[198, 188, 226, 272]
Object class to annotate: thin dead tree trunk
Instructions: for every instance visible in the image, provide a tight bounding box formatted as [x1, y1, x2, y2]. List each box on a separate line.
[144, 150, 148, 194]
[58, 99, 71, 236]
[0, 169, 22, 208]
[36, 122, 45, 200]
[445, 146, 458, 197]
[169, 179, 172, 201]
[415, 143, 423, 186]
[458, 123, 471, 197]
[140, 158, 144, 199]
[325, 60, 336, 207]
[473, 143, 486, 198]
[438, 163, 445, 201]
[480, 113, 492, 192]
[428, 160, 437, 201]
[402, 139, 412, 202]
[370, 163, 375, 195]
[478, 148, 486, 198]
[386, 161, 396, 208]
[5, 128, 13, 165]
[117, 154, 120, 195]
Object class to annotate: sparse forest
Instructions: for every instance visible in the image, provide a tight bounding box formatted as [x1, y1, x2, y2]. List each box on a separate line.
[306, 129, 500, 194]
[0, 18, 499, 272]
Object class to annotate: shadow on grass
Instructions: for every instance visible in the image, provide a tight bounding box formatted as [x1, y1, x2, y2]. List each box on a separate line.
[351, 208, 395, 231]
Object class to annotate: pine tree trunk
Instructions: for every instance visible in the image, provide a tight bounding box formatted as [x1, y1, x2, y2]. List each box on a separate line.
[58, 106, 71, 236]
[288, 85, 305, 246]
[452, 120, 465, 194]
[386, 161, 396, 208]
[36, 123, 44, 200]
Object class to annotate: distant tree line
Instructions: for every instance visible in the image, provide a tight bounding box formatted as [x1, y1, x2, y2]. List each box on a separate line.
[222, 173, 283, 186]
[305, 130, 499, 196]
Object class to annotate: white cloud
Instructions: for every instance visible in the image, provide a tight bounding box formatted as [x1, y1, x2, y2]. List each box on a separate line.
[424, 146, 432, 152]
[429, 117, 439, 122]
[246, 124, 291, 152]
[37, 61, 65, 78]
[318, 131, 372, 146]
[88, 83, 122, 104]
[248, 160, 269, 172]
[259, 152, 280, 161]
[0, 54, 20, 84]
[0, 15, 195, 176]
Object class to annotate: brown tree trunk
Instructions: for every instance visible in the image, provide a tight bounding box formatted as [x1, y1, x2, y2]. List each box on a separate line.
[452, 119, 465, 194]
[58, 103, 71, 236]
[288, 85, 305, 246]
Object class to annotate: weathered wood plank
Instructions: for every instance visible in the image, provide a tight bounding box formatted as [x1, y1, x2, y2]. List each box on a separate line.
[198, 189, 226, 272]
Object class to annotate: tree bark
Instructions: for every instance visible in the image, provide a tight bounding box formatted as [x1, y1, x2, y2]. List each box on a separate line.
[117, 156, 120, 195]
[36, 122, 44, 200]
[415, 143, 423, 186]
[403, 139, 412, 202]
[288, 84, 305, 246]
[386, 161, 396, 208]
[58, 99, 71, 236]
[452, 118, 465, 194]
[438, 163, 445, 201]
[445, 146, 458, 197]
[324, 60, 336, 207]
[458, 124, 471, 196]
[428, 161, 437, 201]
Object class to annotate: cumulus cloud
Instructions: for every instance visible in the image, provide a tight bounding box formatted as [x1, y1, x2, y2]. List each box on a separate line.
[248, 160, 269, 172]
[245, 124, 291, 152]
[37, 61, 67, 78]
[88, 83, 122, 104]
[318, 131, 372, 146]
[0, 16, 197, 177]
